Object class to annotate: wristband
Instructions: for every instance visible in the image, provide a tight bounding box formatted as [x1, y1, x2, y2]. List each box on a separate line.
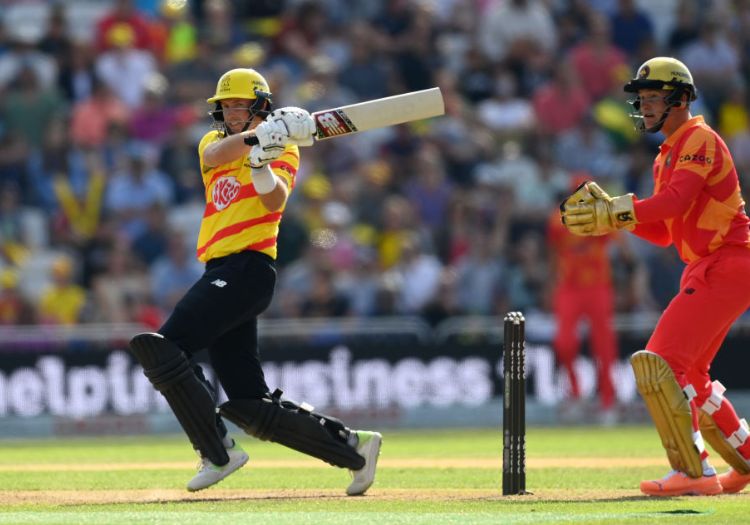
[251, 165, 277, 194]
[243, 134, 258, 146]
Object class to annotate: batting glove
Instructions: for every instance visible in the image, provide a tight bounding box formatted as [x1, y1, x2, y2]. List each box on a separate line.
[248, 143, 284, 169]
[270, 107, 315, 147]
[254, 118, 289, 152]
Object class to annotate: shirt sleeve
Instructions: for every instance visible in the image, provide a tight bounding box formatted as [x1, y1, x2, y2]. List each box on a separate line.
[632, 171, 705, 223]
[631, 221, 672, 246]
[270, 145, 300, 191]
[197, 130, 221, 172]
[633, 127, 715, 223]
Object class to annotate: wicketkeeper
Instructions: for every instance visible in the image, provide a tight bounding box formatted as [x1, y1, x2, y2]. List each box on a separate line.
[560, 57, 750, 496]
[128, 68, 381, 493]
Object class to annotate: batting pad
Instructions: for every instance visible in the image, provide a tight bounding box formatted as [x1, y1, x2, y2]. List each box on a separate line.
[220, 394, 365, 470]
[631, 350, 703, 478]
[699, 411, 750, 474]
[129, 333, 229, 466]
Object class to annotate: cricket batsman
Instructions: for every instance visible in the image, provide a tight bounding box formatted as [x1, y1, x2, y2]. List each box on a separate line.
[560, 57, 750, 496]
[127, 67, 381, 494]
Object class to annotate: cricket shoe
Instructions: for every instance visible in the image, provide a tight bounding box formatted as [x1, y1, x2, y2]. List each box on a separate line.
[640, 470, 722, 497]
[718, 468, 750, 494]
[187, 439, 249, 492]
[346, 430, 382, 496]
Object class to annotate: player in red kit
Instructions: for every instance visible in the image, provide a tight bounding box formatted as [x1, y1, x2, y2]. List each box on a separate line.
[561, 57, 750, 496]
[546, 195, 619, 424]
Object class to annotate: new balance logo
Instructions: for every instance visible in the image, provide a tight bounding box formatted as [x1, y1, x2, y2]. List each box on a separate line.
[211, 279, 228, 288]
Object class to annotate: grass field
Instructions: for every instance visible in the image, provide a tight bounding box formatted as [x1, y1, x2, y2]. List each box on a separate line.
[0, 426, 746, 524]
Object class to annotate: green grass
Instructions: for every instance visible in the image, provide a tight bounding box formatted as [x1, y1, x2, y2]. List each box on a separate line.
[0, 427, 746, 524]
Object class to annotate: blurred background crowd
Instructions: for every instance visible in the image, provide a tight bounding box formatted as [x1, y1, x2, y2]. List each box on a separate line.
[0, 0, 749, 329]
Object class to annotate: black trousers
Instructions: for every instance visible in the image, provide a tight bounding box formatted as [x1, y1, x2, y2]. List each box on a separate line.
[160, 250, 276, 400]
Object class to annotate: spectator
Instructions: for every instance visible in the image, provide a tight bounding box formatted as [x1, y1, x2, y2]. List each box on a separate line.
[70, 78, 130, 148]
[95, 22, 158, 108]
[338, 22, 391, 100]
[554, 114, 621, 181]
[0, 66, 67, 150]
[149, 233, 203, 313]
[37, 255, 87, 325]
[477, 0, 556, 64]
[91, 237, 150, 323]
[390, 233, 443, 315]
[475, 70, 536, 134]
[402, 145, 453, 231]
[128, 72, 195, 145]
[300, 266, 350, 317]
[567, 13, 627, 102]
[0, 269, 34, 325]
[95, 0, 152, 52]
[132, 204, 170, 266]
[0, 38, 57, 91]
[105, 142, 174, 240]
[453, 229, 506, 315]
[532, 61, 590, 135]
[681, 18, 741, 117]
[609, 0, 654, 55]
[0, 185, 29, 267]
[667, 0, 700, 53]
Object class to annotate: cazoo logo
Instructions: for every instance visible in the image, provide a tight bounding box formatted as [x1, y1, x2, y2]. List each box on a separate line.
[678, 154, 712, 164]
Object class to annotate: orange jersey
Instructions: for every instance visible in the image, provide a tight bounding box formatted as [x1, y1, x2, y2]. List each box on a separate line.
[547, 212, 612, 287]
[632, 116, 750, 263]
[196, 130, 299, 262]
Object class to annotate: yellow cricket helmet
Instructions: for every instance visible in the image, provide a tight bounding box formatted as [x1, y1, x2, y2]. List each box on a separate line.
[207, 68, 271, 103]
[207, 68, 273, 133]
[623, 57, 697, 101]
[623, 57, 697, 134]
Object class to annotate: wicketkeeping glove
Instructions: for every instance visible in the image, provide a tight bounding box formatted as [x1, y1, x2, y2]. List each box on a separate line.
[270, 107, 316, 147]
[560, 181, 637, 236]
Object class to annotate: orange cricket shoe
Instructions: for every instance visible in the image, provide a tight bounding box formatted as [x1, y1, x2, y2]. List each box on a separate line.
[718, 468, 750, 494]
[640, 470, 722, 497]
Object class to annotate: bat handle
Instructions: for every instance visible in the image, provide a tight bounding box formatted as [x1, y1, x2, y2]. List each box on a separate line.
[243, 135, 260, 146]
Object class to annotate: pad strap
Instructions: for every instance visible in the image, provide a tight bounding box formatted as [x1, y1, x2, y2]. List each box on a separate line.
[728, 419, 750, 448]
[700, 381, 726, 415]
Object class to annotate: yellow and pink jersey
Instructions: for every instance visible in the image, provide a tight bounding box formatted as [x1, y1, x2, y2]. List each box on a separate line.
[196, 130, 299, 262]
[632, 116, 750, 263]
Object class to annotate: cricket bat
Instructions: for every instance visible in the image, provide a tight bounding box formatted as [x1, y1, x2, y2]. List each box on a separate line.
[247, 87, 445, 145]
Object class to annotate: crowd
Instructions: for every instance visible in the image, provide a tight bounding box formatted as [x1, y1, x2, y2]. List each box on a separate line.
[0, 0, 749, 328]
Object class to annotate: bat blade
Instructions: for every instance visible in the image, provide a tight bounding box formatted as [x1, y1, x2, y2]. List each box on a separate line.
[312, 87, 444, 140]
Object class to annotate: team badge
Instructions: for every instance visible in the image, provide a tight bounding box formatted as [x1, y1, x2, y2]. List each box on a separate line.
[212, 176, 240, 210]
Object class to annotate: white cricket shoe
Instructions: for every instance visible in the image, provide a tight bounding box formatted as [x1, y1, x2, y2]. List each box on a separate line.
[187, 439, 249, 492]
[346, 430, 382, 496]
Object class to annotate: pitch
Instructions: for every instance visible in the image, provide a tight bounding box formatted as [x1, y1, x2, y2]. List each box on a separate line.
[0, 427, 745, 524]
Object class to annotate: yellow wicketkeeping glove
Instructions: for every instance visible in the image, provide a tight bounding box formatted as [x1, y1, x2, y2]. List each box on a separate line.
[560, 181, 637, 236]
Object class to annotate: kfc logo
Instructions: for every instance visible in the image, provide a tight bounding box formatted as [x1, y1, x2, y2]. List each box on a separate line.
[212, 176, 241, 210]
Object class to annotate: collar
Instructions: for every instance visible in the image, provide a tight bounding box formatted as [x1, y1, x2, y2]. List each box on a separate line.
[662, 115, 704, 149]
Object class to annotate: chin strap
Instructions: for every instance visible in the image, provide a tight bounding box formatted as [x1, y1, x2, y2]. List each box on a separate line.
[645, 104, 675, 133]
